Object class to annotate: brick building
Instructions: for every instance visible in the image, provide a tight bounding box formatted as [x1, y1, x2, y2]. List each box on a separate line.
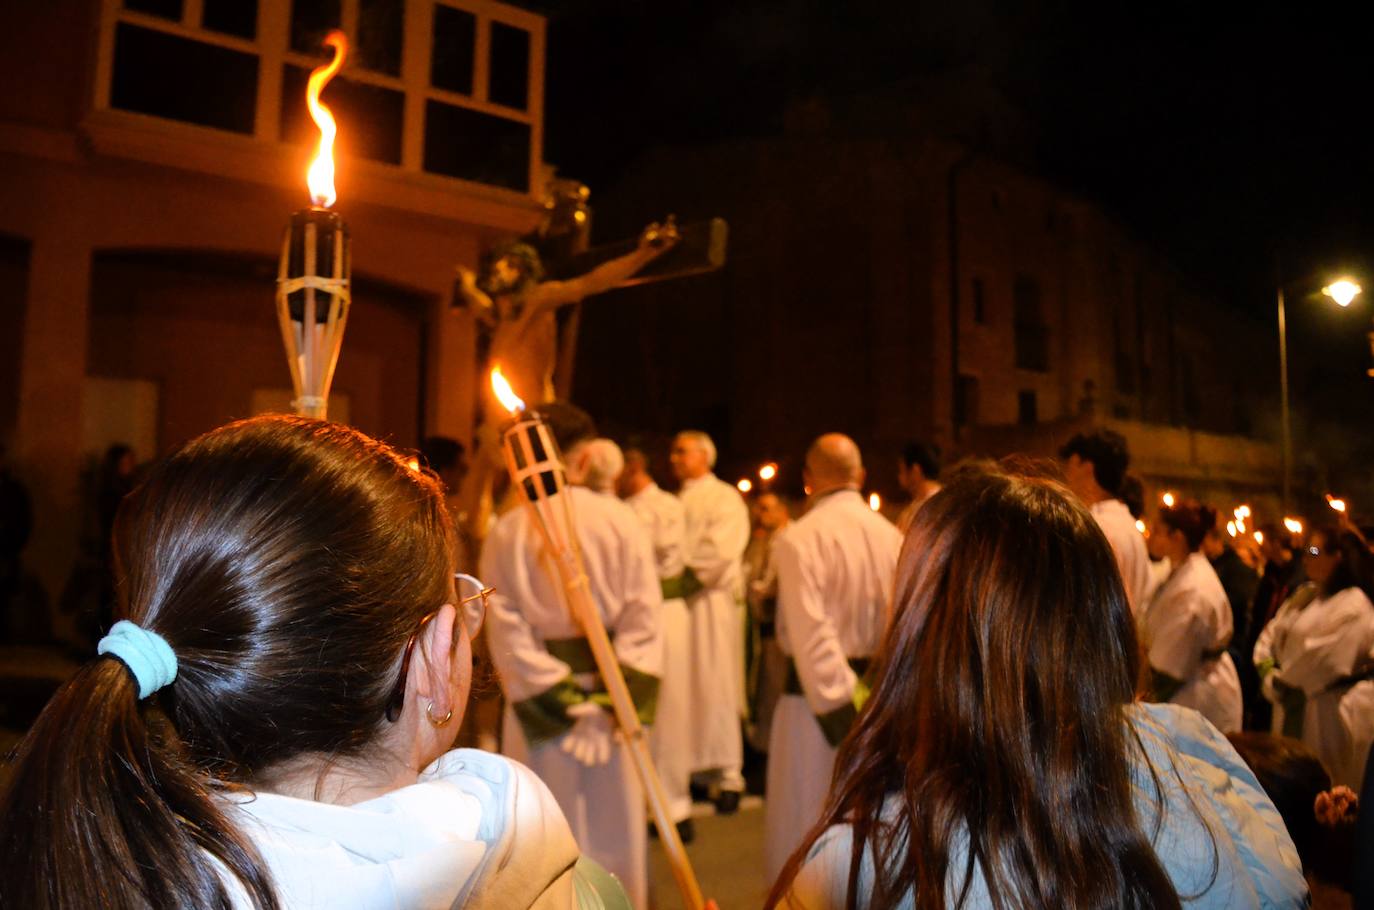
[573, 136, 1280, 511]
[1, 0, 548, 615]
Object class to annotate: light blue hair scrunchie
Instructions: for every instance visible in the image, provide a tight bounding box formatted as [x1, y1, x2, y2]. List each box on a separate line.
[97, 620, 178, 699]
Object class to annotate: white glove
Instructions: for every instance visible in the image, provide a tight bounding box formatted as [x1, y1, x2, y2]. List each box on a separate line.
[561, 702, 614, 767]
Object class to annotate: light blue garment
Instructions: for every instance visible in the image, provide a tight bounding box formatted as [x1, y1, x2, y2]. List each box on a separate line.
[786, 703, 1308, 909]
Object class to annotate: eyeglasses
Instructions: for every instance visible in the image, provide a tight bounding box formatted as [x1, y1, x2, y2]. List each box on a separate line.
[384, 573, 494, 723]
[1307, 546, 1327, 557]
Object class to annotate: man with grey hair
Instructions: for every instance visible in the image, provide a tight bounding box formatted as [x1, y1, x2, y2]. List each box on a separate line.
[670, 429, 750, 812]
[483, 404, 662, 907]
[763, 433, 901, 879]
[573, 437, 625, 495]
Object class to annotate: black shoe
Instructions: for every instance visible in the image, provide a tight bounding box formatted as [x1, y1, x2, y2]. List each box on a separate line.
[648, 819, 697, 844]
[689, 781, 711, 804]
[714, 790, 740, 815]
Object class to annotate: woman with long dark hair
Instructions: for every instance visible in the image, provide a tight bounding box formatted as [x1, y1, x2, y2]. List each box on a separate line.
[0, 416, 618, 909]
[767, 463, 1305, 910]
[1254, 523, 1374, 789]
[1144, 499, 1243, 733]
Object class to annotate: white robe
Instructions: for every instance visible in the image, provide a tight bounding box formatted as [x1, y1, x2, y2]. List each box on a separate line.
[765, 489, 901, 881]
[1090, 498, 1152, 617]
[481, 485, 663, 910]
[225, 750, 587, 909]
[1143, 551, 1243, 733]
[678, 472, 751, 784]
[1253, 585, 1374, 788]
[625, 481, 693, 824]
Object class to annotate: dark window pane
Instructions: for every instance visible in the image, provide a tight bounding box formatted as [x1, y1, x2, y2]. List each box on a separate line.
[111, 23, 257, 134]
[282, 66, 403, 165]
[357, 0, 404, 76]
[424, 100, 529, 191]
[488, 22, 529, 110]
[291, 0, 341, 55]
[431, 5, 475, 94]
[124, 0, 182, 20]
[202, 0, 257, 39]
[1018, 391, 1038, 425]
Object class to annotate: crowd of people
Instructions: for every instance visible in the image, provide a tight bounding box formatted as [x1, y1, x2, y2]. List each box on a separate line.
[1, 413, 1371, 909]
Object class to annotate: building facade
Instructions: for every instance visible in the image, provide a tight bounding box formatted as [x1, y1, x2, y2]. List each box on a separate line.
[572, 136, 1278, 509]
[2, 0, 547, 614]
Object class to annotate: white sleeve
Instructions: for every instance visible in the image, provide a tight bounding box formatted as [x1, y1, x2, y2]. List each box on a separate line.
[776, 532, 856, 715]
[479, 528, 573, 702]
[1148, 592, 1209, 682]
[684, 488, 749, 590]
[610, 518, 664, 680]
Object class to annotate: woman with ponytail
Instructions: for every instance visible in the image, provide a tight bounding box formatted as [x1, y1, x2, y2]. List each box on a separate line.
[0, 416, 618, 909]
[767, 463, 1305, 910]
[1145, 499, 1244, 733]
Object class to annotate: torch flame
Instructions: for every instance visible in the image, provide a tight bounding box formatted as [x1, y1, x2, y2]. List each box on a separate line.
[490, 366, 525, 414]
[869, 492, 882, 512]
[306, 31, 347, 208]
[1283, 517, 1303, 535]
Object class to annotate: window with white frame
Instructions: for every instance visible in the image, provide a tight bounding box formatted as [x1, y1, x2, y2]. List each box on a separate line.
[97, 0, 544, 194]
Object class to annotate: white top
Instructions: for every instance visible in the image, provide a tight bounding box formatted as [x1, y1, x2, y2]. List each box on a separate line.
[774, 490, 902, 715]
[224, 750, 582, 909]
[1144, 551, 1241, 732]
[624, 482, 686, 582]
[785, 703, 1306, 909]
[678, 473, 751, 599]
[1255, 585, 1374, 696]
[480, 486, 662, 702]
[1090, 498, 1152, 615]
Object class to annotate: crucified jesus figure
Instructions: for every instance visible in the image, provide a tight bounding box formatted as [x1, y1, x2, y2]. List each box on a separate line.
[454, 217, 680, 547]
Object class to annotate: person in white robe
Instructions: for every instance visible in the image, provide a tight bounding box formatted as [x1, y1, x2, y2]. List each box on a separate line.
[481, 406, 663, 909]
[1061, 430, 1152, 615]
[617, 446, 695, 841]
[764, 434, 901, 881]
[669, 430, 751, 810]
[1254, 525, 1374, 788]
[1145, 500, 1242, 732]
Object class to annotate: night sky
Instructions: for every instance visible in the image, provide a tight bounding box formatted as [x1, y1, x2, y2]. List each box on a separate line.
[538, 0, 1374, 465]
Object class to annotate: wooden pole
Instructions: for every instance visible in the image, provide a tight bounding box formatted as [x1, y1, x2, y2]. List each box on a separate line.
[501, 415, 708, 910]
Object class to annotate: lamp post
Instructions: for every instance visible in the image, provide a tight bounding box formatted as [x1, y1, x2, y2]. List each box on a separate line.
[1277, 277, 1361, 511]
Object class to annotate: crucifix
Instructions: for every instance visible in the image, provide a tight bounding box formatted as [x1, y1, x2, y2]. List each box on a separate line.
[453, 179, 728, 549]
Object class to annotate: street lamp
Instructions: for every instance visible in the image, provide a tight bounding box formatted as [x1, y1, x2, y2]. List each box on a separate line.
[1277, 275, 1361, 511]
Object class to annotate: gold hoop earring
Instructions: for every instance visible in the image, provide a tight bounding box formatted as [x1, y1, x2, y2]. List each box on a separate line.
[426, 701, 453, 727]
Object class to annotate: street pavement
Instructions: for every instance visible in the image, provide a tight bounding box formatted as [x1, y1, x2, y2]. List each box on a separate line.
[649, 795, 769, 909]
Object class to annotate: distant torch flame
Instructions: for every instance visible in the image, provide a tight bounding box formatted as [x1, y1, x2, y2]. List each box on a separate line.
[1161, 492, 1176, 508]
[869, 492, 882, 512]
[737, 478, 753, 494]
[1254, 530, 1265, 545]
[1135, 519, 1147, 535]
[759, 463, 778, 482]
[1327, 495, 1347, 513]
[490, 366, 525, 414]
[1284, 517, 1303, 535]
[306, 31, 347, 208]
[1226, 521, 1237, 537]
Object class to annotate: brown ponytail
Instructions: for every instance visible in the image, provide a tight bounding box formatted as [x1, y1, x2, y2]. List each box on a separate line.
[0, 416, 453, 908]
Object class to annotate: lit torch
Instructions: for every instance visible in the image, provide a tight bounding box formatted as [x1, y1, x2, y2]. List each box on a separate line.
[489, 367, 709, 910]
[1326, 494, 1347, 514]
[277, 31, 351, 419]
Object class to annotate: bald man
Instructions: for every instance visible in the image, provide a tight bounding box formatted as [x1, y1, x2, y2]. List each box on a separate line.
[763, 433, 902, 879]
[670, 430, 751, 811]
